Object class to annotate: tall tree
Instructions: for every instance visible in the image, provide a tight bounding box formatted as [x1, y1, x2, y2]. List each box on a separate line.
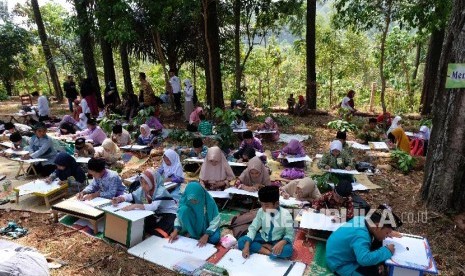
[30, 0, 63, 100]
[202, 0, 224, 109]
[421, 0, 465, 212]
[306, 0, 316, 109]
[119, 43, 134, 95]
[233, 0, 241, 99]
[73, 0, 103, 106]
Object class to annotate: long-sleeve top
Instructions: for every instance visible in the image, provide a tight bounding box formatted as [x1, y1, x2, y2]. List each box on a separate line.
[75, 143, 95, 157]
[27, 135, 56, 163]
[312, 191, 354, 220]
[187, 145, 208, 159]
[137, 134, 155, 146]
[184, 86, 194, 101]
[341, 96, 355, 111]
[37, 96, 49, 117]
[198, 121, 213, 136]
[244, 207, 294, 244]
[326, 216, 392, 275]
[230, 120, 247, 129]
[157, 167, 184, 184]
[318, 150, 354, 169]
[174, 213, 220, 236]
[140, 80, 157, 106]
[122, 188, 177, 214]
[78, 127, 107, 145]
[111, 129, 131, 146]
[82, 169, 126, 199]
[80, 99, 91, 114]
[169, 76, 181, 94]
[64, 81, 78, 99]
[239, 138, 263, 153]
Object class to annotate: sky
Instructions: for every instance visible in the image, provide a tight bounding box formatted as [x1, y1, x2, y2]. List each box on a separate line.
[6, 0, 73, 24]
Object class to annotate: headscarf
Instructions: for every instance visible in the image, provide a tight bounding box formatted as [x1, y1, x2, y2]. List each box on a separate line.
[282, 139, 305, 155]
[284, 177, 321, 202]
[387, 116, 402, 135]
[347, 90, 355, 98]
[138, 168, 172, 202]
[177, 181, 219, 239]
[263, 117, 279, 131]
[145, 117, 163, 130]
[140, 124, 151, 138]
[298, 95, 305, 105]
[329, 140, 343, 153]
[101, 138, 119, 155]
[189, 107, 203, 125]
[239, 156, 270, 186]
[60, 122, 75, 135]
[199, 146, 234, 182]
[161, 149, 184, 179]
[183, 79, 192, 87]
[61, 115, 76, 125]
[391, 127, 410, 154]
[54, 152, 86, 183]
[77, 113, 88, 130]
[419, 126, 430, 140]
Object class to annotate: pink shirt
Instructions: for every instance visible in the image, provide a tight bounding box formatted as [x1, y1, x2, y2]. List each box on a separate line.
[78, 126, 107, 145]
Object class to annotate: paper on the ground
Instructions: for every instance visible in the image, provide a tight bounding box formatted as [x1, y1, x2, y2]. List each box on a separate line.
[16, 179, 61, 196]
[383, 235, 432, 270]
[233, 128, 249, 133]
[347, 141, 371, 150]
[278, 134, 310, 143]
[299, 210, 343, 232]
[279, 197, 309, 207]
[3, 148, 29, 155]
[0, 141, 14, 148]
[208, 191, 232, 199]
[286, 155, 312, 163]
[255, 130, 277, 134]
[216, 249, 306, 276]
[164, 182, 178, 190]
[100, 201, 154, 221]
[315, 154, 323, 159]
[352, 182, 368, 191]
[224, 187, 258, 197]
[73, 218, 105, 233]
[11, 157, 47, 163]
[120, 145, 150, 150]
[127, 235, 217, 270]
[74, 157, 91, 163]
[369, 142, 389, 150]
[326, 168, 360, 175]
[184, 157, 205, 163]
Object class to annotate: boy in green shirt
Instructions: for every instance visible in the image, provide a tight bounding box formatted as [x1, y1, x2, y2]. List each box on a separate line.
[198, 114, 213, 136]
[238, 186, 294, 260]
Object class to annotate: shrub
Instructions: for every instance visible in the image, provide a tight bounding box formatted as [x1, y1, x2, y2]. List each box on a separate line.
[327, 119, 358, 132]
[391, 149, 416, 173]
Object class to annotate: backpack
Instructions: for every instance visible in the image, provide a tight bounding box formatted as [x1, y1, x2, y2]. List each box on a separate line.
[280, 168, 305, 180]
[410, 138, 424, 156]
[223, 209, 259, 239]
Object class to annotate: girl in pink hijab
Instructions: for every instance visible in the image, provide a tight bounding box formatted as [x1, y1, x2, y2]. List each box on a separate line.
[189, 107, 203, 126]
[257, 117, 280, 142]
[199, 146, 235, 191]
[280, 139, 306, 168]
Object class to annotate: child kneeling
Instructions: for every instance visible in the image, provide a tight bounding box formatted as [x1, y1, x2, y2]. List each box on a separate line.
[238, 186, 294, 259]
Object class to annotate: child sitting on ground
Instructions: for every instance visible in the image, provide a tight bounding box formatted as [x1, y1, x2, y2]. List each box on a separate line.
[230, 115, 247, 130]
[257, 117, 280, 142]
[236, 156, 270, 192]
[111, 124, 131, 147]
[137, 124, 156, 146]
[199, 146, 235, 191]
[233, 130, 263, 160]
[279, 139, 306, 168]
[312, 179, 354, 221]
[238, 186, 294, 260]
[197, 114, 213, 136]
[74, 138, 95, 157]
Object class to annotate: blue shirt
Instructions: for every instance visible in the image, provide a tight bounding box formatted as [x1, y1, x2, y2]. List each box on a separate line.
[83, 169, 126, 199]
[27, 135, 56, 164]
[326, 216, 392, 275]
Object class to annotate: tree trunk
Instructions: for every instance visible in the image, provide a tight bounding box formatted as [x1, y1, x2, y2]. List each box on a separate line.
[412, 42, 421, 81]
[379, 4, 391, 115]
[306, 0, 317, 110]
[234, 0, 241, 99]
[100, 39, 120, 103]
[2, 80, 13, 96]
[329, 61, 333, 107]
[73, 0, 103, 106]
[421, 0, 465, 212]
[420, 28, 445, 115]
[31, 0, 63, 101]
[119, 43, 134, 95]
[202, 0, 224, 109]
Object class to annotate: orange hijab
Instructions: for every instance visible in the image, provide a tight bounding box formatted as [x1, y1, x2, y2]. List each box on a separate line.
[392, 127, 410, 154]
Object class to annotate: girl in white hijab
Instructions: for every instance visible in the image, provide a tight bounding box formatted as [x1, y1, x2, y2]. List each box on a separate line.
[157, 149, 185, 184]
[318, 140, 354, 170]
[418, 125, 430, 140]
[184, 79, 194, 122]
[387, 116, 402, 135]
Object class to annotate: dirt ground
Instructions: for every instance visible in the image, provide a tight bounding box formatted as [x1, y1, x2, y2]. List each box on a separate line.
[1, 99, 465, 275]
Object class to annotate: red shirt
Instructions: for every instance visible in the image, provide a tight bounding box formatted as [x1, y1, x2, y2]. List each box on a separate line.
[312, 191, 354, 220]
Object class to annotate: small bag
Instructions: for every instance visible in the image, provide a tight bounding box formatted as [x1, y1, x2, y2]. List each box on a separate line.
[355, 162, 375, 172]
[280, 168, 305, 180]
[223, 209, 259, 239]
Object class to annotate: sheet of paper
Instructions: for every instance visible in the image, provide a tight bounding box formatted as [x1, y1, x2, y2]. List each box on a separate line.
[224, 187, 258, 197]
[383, 235, 432, 270]
[352, 182, 368, 191]
[128, 235, 217, 270]
[0, 141, 14, 148]
[286, 155, 312, 163]
[405, 131, 415, 137]
[120, 145, 150, 150]
[82, 197, 112, 207]
[11, 157, 48, 163]
[228, 161, 247, 167]
[326, 168, 360, 175]
[74, 157, 91, 164]
[55, 198, 104, 216]
[16, 179, 61, 196]
[208, 191, 232, 199]
[255, 130, 277, 134]
[99, 202, 154, 221]
[255, 151, 265, 157]
[164, 182, 178, 190]
[299, 210, 343, 232]
[184, 157, 205, 163]
[278, 134, 309, 143]
[347, 141, 371, 150]
[124, 175, 139, 183]
[232, 128, 249, 133]
[279, 197, 309, 207]
[369, 142, 390, 150]
[216, 249, 306, 276]
[3, 148, 29, 155]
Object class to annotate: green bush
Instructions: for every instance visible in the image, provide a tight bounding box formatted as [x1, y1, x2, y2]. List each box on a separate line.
[418, 118, 432, 129]
[327, 119, 358, 132]
[99, 113, 124, 134]
[168, 129, 194, 145]
[0, 89, 9, 101]
[391, 149, 416, 173]
[213, 108, 239, 150]
[312, 172, 340, 194]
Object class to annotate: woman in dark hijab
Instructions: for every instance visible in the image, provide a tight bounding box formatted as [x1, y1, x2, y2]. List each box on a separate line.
[46, 152, 87, 194]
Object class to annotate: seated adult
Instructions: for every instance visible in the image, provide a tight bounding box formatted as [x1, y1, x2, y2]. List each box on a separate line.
[326, 205, 402, 276]
[198, 114, 213, 136]
[77, 158, 126, 200]
[280, 177, 321, 203]
[111, 124, 131, 147]
[75, 118, 107, 146]
[46, 152, 86, 194]
[199, 146, 235, 191]
[340, 90, 357, 115]
[388, 127, 410, 154]
[360, 118, 385, 144]
[294, 95, 308, 116]
[74, 137, 95, 157]
[23, 123, 57, 176]
[386, 116, 402, 136]
[168, 181, 221, 246]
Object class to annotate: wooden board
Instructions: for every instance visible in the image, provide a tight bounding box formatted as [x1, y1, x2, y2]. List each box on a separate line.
[52, 197, 105, 220]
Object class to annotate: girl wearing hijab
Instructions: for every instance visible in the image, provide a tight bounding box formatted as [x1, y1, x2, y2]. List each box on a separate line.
[137, 124, 155, 146]
[257, 117, 280, 142]
[184, 79, 194, 122]
[388, 127, 410, 154]
[236, 156, 271, 192]
[169, 181, 221, 246]
[199, 146, 235, 191]
[189, 107, 203, 126]
[46, 152, 86, 194]
[294, 95, 307, 116]
[95, 138, 120, 165]
[280, 139, 306, 168]
[386, 116, 402, 135]
[112, 169, 177, 237]
[157, 149, 185, 184]
[418, 125, 430, 156]
[281, 177, 321, 202]
[318, 140, 355, 170]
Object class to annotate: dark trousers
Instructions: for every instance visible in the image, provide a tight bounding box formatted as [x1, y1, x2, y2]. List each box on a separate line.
[173, 93, 182, 111]
[67, 98, 74, 112]
[144, 213, 176, 237]
[38, 115, 50, 122]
